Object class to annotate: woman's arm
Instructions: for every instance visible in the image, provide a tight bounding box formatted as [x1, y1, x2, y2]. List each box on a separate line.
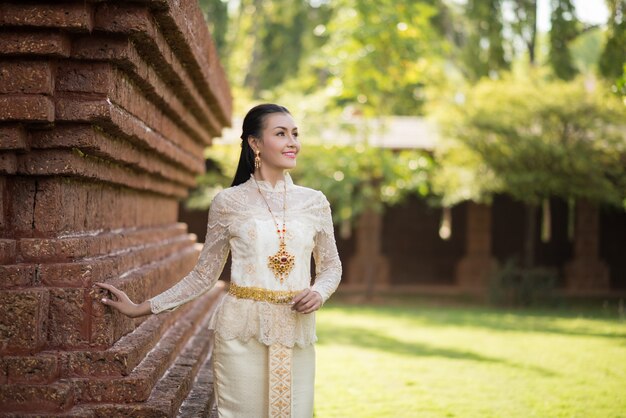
[95, 192, 231, 317]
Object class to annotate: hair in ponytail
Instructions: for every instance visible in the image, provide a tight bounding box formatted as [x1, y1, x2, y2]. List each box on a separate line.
[230, 103, 291, 187]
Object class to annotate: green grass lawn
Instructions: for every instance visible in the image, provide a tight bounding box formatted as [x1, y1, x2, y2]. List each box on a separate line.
[313, 297, 626, 418]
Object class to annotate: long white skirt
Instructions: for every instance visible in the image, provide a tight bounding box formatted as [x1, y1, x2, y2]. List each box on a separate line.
[213, 336, 315, 418]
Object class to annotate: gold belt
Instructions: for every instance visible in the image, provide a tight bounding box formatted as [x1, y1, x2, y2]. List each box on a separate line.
[228, 283, 301, 305]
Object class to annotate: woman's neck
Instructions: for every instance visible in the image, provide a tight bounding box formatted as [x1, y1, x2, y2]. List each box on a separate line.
[253, 167, 285, 187]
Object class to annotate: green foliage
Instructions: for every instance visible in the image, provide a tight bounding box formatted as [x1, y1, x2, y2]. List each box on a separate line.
[599, 0, 626, 79]
[461, 0, 509, 80]
[488, 259, 559, 307]
[432, 73, 626, 208]
[548, 0, 579, 80]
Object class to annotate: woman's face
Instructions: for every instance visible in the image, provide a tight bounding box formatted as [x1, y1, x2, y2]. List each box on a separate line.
[251, 112, 300, 171]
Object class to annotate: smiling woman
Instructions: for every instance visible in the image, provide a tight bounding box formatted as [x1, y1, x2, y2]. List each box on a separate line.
[96, 103, 343, 418]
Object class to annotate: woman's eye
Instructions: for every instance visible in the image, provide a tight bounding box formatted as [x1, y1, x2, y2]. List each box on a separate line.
[277, 132, 285, 136]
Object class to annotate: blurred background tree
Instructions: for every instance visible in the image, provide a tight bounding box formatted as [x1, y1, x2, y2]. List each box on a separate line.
[191, 0, 626, 250]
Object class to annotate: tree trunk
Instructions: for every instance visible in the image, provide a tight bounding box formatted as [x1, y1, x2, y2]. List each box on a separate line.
[523, 203, 538, 268]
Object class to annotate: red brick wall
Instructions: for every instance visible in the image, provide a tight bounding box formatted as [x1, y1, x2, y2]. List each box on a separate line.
[0, 1, 231, 415]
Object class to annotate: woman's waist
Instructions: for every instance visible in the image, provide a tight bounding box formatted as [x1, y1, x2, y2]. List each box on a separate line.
[227, 283, 306, 305]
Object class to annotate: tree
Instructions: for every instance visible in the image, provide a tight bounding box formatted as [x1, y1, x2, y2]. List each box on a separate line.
[461, 0, 510, 80]
[599, 0, 626, 80]
[549, 0, 579, 80]
[508, 0, 538, 65]
[433, 73, 626, 268]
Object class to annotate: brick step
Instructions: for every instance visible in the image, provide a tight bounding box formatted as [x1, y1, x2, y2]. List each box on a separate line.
[75, 285, 223, 404]
[16, 148, 189, 198]
[70, 286, 225, 416]
[0, 285, 225, 416]
[61, 281, 214, 378]
[55, 62, 209, 154]
[15, 223, 191, 263]
[92, 2, 225, 135]
[176, 331, 219, 418]
[146, 0, 231, 125]
[0, 380, 76, 414]
[53, 243, 202, 350]
[29, 124, 199, 189]
[7, 177, 179, 237]
[1, 228, 196, 290]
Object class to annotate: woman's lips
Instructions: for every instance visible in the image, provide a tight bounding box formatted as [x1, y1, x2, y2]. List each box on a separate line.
[283, 152, 297, 159]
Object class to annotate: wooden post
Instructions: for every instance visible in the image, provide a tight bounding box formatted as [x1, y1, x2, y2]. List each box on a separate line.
[564, 200, 610, 291]
[455, 202, 498, 291]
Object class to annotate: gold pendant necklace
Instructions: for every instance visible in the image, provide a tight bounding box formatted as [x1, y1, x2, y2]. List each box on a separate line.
[253, 176, 295, 284]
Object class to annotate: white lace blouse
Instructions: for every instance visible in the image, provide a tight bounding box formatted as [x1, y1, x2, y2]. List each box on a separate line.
[149, 173, 342, 348]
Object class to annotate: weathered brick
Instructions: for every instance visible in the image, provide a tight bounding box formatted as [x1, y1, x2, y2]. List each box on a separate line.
[90, 245, 199, 347]
[17, 223, 188, 262]
[0, 124, 28, 150]
[0, 60, 54, 94]
[0, 263, 35, 288]
[0, 95, 54, 122]
[37, 234, 196, 289]
[0, 357, 7, 384]
[151, 0, 232, 124]
[0, 288, 49, 354]
[47, 288, 90, 349]
[0, 381, 75, 413]
[0, 239, 17, 264]
[0, 32, 71, 57]
[11, 177, 177, 235]
[17, 149, 189, 197]
[78, 286, 222, 404]
[29, 124, 198, 188]
[72, 33, 224, 143]
[5, 354, 59, 384]
[0, 2, 94, 32]
[0, 152, 17, 174]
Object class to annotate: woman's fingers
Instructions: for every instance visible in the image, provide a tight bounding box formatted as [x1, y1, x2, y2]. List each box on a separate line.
[95, 282, 125, 300]
[292, 290, 322, 314]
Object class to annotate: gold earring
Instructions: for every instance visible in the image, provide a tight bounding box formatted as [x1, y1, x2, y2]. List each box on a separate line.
[254, 150, 261, 170]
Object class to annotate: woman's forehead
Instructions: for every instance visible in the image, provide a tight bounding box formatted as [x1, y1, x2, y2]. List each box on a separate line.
[265, 113, 297, 129]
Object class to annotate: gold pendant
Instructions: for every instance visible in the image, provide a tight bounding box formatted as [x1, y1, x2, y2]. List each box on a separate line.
[267, 241, 295, 284]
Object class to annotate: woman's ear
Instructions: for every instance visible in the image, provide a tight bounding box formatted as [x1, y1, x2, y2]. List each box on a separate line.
[247, 136, 259, 152]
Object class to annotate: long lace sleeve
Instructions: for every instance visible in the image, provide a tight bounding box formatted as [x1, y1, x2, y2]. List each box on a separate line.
[149, 192, 231, 314]
[310, 193, 342, 303]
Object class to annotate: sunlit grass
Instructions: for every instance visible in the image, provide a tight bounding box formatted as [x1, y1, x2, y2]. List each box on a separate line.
[314, 298, 626, 418]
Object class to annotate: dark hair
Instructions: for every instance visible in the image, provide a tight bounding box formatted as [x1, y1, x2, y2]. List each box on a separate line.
[230, 103, 291, 187]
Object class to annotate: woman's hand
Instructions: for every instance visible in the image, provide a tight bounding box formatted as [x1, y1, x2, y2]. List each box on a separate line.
[291, 289, 323, 314]
[94, 282, 151, 318]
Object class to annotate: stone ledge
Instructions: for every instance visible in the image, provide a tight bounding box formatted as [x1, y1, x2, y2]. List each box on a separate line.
[92, 2, 229, 132]
[0, 124, 28, 151]
[0, 59, 54, 95]
[30, 124, 199, 188]
[75, 285, 223, 404]
[0, 95, 54, 122]
[0, 288, 49, 355]
[56, 60, 214, 150]
[0, 2, 95, 32]
[37, 233, 197, 288]
[16, 223, 191, 262]
[7, 177, 179, 236]
[16, 149, 190, 197]
[0, 32, 71, 57]
[149, 0, 232, 125]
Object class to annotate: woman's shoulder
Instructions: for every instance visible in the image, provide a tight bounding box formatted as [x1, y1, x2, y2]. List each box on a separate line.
[292, 183, 327, 202]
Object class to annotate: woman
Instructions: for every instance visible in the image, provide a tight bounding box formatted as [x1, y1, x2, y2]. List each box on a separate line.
[95, 103, 342, 417]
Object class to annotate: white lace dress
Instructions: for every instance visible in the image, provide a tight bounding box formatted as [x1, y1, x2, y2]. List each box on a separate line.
[148, 173, 342, 417]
